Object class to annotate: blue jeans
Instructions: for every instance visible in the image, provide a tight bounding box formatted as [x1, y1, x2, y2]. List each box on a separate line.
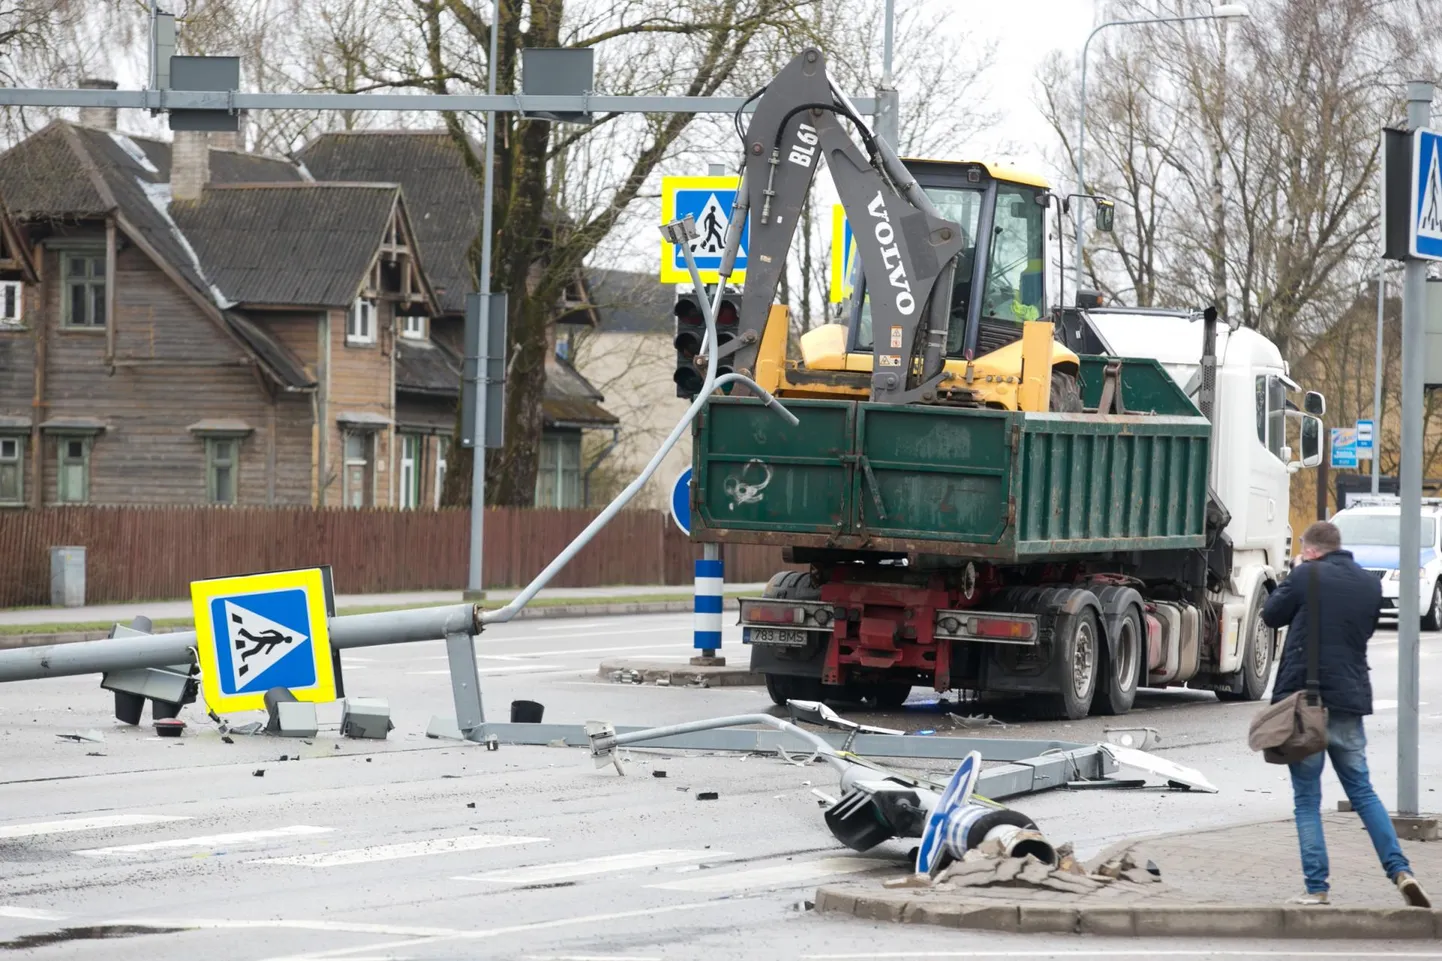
[1289, 711, 1412, 894]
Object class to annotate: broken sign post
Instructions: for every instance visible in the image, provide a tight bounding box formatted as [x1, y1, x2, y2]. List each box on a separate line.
[191, 567, 337, 714]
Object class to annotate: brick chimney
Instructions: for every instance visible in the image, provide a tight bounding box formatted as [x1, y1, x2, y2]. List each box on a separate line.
[171, 130, 210, 202]
[78, 78, 118, 130]
[209, 111, 248, 152]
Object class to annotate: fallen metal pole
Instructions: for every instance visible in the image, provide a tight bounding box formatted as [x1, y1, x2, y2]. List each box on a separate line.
[0, 603, 479, 683]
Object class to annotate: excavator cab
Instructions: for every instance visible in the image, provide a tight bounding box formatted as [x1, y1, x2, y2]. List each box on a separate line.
[791, 161, 1079, 411]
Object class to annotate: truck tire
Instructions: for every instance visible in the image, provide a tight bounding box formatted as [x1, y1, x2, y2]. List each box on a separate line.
[866, 680, 914, 709]
[1423, 581, 1442, 631]
[1049, 369, 1084, 413]
[1045, 608, 1100, 720]
[1092, 605, 1142, 716]
[761, 570, 826, 706]
[1218, 593, 1274, 702]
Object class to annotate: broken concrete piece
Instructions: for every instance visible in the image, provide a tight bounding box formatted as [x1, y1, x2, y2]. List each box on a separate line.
[1018, 858, 1053, 886]
[993, 857, 1027, 884]
[1121, 867, 1161, 885]
[883, 875, 937, 889]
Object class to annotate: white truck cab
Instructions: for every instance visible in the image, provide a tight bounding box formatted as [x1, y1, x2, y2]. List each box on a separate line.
[1074, 307, 1324, 681]
[1330, 495, 1442, 629]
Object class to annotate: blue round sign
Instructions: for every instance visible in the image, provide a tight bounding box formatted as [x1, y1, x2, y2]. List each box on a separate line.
[670, 468, 693, 535]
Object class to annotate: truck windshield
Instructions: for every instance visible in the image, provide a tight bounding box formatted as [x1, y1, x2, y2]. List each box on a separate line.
[1332, 514, 1437, 548]
[851, 185, 985, 351]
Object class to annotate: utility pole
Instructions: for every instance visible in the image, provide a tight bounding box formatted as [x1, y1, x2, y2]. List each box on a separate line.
[465, 0, 502, 602]
[1373, 262, 1386, 494]
[875, 0, 899, 146]
[1397, 80, 1433, 826]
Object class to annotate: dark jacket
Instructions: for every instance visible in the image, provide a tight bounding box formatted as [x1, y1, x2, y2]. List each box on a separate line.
[1262, 549, 1377, 716]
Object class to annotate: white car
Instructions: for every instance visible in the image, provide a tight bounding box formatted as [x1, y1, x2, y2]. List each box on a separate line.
[1330, 498, 1442, 629]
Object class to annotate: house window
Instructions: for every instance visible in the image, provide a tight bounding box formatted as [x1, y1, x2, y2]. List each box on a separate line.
[534, 431, 582, 508]
[0, 280, 22, 325]
[0, 436, 23, 505]
[57, 436, 90, 503]
[399, 433, 421, 509]
[206, 437, 239, 505]
[401, 314, 426, 340]
[342, 431, 373, 508]
[348, 297, 376, 345]
[61, 251, 106, 328]
[434, 436, 449, 509]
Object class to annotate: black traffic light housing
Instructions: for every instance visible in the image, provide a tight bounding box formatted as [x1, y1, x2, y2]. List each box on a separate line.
[672, 286, 740, 399]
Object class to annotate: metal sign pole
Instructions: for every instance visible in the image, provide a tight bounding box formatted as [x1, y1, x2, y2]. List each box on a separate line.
[1398, 81, 1434, 820]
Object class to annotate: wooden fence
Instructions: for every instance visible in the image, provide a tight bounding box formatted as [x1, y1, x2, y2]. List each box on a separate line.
[0, 506, 789, 607]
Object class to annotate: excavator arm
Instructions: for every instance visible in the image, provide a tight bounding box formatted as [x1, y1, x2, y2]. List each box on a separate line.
[707, 48, 968, 404]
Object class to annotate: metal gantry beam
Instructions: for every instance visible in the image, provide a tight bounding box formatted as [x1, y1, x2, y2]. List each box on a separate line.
[0, 88, 877, 116]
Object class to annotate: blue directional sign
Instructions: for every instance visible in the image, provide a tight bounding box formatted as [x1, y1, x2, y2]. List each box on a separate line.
[1331, 426, 1358, 469]
[659, 176, 749, 284]
[192, 568, 336, 713]
[670, 467, 693, 536]
[1356, 419, 1375, 455]
[1412, 128, 1442, 261]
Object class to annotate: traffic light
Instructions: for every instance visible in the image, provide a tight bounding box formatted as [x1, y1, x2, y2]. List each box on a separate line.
[672, 289, 706, 399]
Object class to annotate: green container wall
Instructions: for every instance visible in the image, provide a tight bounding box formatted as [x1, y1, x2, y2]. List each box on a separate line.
[694, 369, 1211, 560]
[1077, 356, 1201, 416]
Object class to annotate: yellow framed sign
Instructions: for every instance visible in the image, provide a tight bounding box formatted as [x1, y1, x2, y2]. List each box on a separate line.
[191, 567, 336, 713]
[830, 204, 857, 304]
[659, 175, 749, 284]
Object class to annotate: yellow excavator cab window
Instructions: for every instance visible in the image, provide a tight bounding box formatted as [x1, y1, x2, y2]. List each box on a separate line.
[980, 184, 1046, 324]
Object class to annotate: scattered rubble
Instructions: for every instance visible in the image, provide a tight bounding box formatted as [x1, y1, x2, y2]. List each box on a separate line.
[947, 713, 1007, 730]
[888, 848, 1164, 896]
[57, 729, 104, 743]
[696, 791, 719, 801]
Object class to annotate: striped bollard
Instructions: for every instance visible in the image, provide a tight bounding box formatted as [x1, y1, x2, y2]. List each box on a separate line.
[691, 545, 724, 666]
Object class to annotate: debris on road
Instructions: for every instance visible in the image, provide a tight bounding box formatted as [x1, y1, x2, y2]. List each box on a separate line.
[56, 729, 104, 743]
[652, 770, 667, 778]
[155, 719, 185, 738]
[655, 675, 671, 687]
[485, 734, 500, 751]
[221, 736, 235, 744]
[252, 769, 265, 777]
[608, 669, 643, 684]
[1099, 743, 1218, 793]
[85, 751, 105, 757]
[696, 791, 719, 801]
[948, 713, 1007, 730]
[466, 802, 476, 809]
[1095, 850, 1164, 885]
[341, 698, 394, 739]
[1104, 726, 1162, 751]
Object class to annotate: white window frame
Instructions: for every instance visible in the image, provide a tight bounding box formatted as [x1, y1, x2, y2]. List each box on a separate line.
[398, 433, 421, 509]
[341, 430, 373, 508]
[434, 436, 449, 509]
[206, 436, 239, 505]
[401, 314, 427, 340]
[0, 434, 23, 505]
[347, 297, 376, 345]
[0, 280, 22, 325]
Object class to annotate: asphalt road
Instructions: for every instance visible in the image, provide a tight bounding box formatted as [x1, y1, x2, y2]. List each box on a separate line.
[4, 611, 1442, 960]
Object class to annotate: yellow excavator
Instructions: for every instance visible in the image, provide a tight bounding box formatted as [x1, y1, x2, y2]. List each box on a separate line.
[679, 48, 1110, 414]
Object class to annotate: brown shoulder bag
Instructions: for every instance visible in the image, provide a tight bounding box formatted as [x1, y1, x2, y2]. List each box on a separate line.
[1246, 562, 1328, 764]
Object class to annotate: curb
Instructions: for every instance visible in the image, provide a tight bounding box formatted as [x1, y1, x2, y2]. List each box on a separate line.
[0, 598, 742, 651]
[813, 885, 1442, 939]
[598, 657, 763, 687]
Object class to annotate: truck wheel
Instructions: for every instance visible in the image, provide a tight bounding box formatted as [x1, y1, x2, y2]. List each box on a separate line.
[1093, 606, 1142, 716]
[1423, 581, 1442, 631]
[1218, 599, 1274, 702]
[1046, 609, 1099, 720]
[1049, 369, 1084, 413]
[867, 681, 914, 709]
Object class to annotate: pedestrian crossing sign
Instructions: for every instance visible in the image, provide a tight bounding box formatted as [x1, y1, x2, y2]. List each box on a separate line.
[191, 567, 336, 713]
[659, 175, 749, 284]
[1413, 128, 1442, 261]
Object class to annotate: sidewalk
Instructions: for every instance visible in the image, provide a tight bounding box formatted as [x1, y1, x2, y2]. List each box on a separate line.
[0, 584, 764, 628]
[816, 812, 1442, 938]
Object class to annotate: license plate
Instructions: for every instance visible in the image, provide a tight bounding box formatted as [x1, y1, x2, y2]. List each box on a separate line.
[744, 627, 809, 647]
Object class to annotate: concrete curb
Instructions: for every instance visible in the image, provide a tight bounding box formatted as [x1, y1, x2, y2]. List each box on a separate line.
[813, 885, 1442, 939]
[0, 598, 741, 651]
[598, 657, 763, 687]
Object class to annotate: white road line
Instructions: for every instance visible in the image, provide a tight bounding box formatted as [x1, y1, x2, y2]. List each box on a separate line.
[524, 956, 661, 961]
[251, 833, 547, 867]
[801, 946, 1442, 952]
[454, 848, 729, 884]
[0, 813, 190, 840]
[0, 906, 67, 921]
[804, 954, 1442, 960]
[646, 855, 890, 893]
[76, 825, 331, 856]
[407, 665, 567, 676]
[534, 621, 604, 630]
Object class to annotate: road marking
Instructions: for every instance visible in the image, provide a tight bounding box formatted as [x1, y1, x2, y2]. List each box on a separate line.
[251, 833, 547, 867]
[523, 956, 661, 961]
[76, 825, 331, 856]
[804, 954, 1442, 959]
[407, 665, 567, 676]
[220, 899, 744, 961]
[534, 621, 604, 630]
[454, 848, 730, 884]
[0, 906, 67, 921]
[0, 813, 190, 840]
[807, 946, 1442, 952]
[646, 855, 890, 893]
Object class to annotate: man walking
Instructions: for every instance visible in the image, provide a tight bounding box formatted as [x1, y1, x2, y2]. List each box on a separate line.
[1262, 520, 1431, 907]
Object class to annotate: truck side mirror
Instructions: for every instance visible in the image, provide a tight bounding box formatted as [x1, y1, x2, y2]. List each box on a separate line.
[1304, 391, 1325, 416]
[1095, 200, 1115, 232]
[1298, 414, 1323, 469]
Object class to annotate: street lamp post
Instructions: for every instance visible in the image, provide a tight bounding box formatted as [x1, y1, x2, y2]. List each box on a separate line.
[1073, 3, 1249, 303]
